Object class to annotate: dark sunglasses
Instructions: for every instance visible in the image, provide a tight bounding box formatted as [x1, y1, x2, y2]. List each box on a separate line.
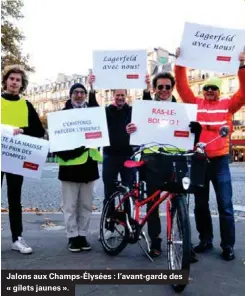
[157, 84, 172, 90]
[115, 94, 125, 97]
[203, 85, 219, 91]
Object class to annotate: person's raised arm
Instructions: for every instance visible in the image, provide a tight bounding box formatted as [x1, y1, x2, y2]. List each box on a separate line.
[228, 51, 245, 114]
[174, 48, 197, 104]
[142, 74, 152, 100]
[88, 73, 99, 107]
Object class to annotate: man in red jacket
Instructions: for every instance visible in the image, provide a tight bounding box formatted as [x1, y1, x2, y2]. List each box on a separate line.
[174, 48, 245, 260]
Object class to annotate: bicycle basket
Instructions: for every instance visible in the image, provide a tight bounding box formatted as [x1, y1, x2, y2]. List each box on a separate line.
[140, 152, 208, 194]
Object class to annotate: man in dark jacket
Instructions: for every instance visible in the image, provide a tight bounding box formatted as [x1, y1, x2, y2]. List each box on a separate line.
[1, 65, 45, 254]
[55, 82, 101, 252]
[102, 89, 135, 202]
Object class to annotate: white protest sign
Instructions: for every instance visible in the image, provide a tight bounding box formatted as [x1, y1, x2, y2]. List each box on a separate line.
[47, 107, 110, 152]
[93, 50, 147, 89]
[130, 100, 197, 150]
[1, 126, 49, 179]
[176, 22, 245, 74]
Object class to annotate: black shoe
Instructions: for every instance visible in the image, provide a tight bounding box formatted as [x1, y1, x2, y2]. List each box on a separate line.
[78, 236, 92, 251]
[194, 241, 213, 253]
[221, 248, 235, 261]
[149, 238, 162, 258]
[68, 237, 81, 252]
[190, 248, 198, 263]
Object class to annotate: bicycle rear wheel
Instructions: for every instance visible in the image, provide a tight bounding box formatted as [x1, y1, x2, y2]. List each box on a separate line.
[167, 194, 191, 293]
[100, 186, 130, 256]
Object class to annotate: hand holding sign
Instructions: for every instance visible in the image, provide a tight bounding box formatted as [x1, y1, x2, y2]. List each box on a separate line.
[88, 73, 96, 89]
[239, 50, 245, 66]
[145, 74, 151, 91]
[175, 47, 181, 59]
[126, 123, 137, 134]
[13, 128, 24, 136]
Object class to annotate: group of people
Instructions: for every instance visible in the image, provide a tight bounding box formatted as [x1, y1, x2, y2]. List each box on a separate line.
[233, 150, 244, 162]
[1, 48, 245, 264]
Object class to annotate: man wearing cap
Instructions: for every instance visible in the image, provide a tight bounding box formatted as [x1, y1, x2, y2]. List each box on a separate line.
[55, 79, 102, 252]
[174, 48, 245, 261]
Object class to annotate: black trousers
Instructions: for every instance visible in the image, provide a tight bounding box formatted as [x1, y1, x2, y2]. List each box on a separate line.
[147, 183, 161, 242]
[102, 154, 135, 219]
[102, 154, 135, 202]
[1, 172, 23, 242]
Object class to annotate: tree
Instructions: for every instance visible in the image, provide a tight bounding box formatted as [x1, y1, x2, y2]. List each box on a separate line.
[1, 0, 34, 72]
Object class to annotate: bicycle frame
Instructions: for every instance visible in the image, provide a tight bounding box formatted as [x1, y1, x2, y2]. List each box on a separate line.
[115, 185, 175, 241]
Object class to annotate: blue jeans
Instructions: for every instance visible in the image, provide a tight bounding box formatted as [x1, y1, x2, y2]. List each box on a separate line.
[194, 155, 235, 249]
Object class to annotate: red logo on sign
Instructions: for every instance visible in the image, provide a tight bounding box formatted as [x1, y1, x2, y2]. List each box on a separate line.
[217, 56, 231, 62]
[126, 74, 139, 79]
[23, 162, 39, 171]
[174, 131, 189, 138]
[85, 132, 102, 139]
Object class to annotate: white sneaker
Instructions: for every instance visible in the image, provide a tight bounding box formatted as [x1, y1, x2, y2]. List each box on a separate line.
[12, 237, 33, 254]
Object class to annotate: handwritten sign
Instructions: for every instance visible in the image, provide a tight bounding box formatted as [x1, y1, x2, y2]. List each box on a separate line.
[176, 22, 245, 74]
[93, 50, 147, 89]
[47, 107, 110, 152]
[1, 125, 49, 179]
[130, 100, 197, 150]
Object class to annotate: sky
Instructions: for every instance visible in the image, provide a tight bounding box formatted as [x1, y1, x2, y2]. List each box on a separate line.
[19, 0, 245, 85]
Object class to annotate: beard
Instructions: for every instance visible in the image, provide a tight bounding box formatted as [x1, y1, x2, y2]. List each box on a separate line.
[72, 100, 86, 108]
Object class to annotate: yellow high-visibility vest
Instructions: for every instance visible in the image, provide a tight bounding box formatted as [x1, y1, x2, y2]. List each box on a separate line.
[57, 148, 102, 166]
[1, 97, 28, 127]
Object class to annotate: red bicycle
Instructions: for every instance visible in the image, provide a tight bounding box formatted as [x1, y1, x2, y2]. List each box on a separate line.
[99, 126, 229, 293]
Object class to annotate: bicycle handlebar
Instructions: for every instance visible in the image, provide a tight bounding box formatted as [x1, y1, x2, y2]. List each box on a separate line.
[131, 125, 230, 160]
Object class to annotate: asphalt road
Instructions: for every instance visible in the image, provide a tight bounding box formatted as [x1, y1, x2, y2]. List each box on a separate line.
[1, 163, 245, 216]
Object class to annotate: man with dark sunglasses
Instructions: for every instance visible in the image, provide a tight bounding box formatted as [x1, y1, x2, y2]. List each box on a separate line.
[175, 47, 245, 261]
[126, 72, 179, 258]
[145, 72, 177, 102]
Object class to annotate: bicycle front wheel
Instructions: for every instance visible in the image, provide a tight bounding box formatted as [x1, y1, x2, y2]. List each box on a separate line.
[167, 194, 191, 293]
[100, 186, 130, 256]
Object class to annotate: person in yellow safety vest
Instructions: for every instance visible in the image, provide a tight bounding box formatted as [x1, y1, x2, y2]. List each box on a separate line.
[55, 78, 102, 253]
[1, 65, 45, 254]
[126, 72, 200, 262]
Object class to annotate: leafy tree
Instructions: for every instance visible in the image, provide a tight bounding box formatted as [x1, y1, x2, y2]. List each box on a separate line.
[1, 0, 34, 72]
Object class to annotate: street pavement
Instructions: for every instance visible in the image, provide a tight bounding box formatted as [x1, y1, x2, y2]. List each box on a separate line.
[1, 162, 245, 216]
[1, 213, 245, 296]
[1, 162, 245, 295]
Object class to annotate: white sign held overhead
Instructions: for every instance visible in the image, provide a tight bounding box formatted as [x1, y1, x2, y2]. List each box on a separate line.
[176, 22, 245, 74]
[47, 107, 110, 152]
[93, 50, 147, 89]
[130, 100, 198, 151]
